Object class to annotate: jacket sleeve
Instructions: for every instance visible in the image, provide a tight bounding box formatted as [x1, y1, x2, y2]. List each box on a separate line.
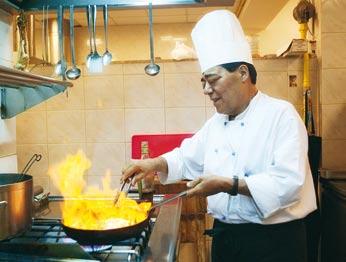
[244, 106, 310, 219]
[158, 120, 211, 184]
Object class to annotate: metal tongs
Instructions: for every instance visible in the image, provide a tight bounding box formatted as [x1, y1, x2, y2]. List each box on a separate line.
[113, 177, 133, 205]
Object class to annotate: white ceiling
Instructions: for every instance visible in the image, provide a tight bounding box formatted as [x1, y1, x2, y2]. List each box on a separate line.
[34, 0, 290, 35]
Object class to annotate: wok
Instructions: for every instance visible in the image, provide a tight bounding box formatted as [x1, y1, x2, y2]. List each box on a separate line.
[61, 190, 187, 245]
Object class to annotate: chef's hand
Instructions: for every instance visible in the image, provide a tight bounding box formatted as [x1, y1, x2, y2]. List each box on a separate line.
[186, 175, 233, 197]
[121, 157, 168, 185]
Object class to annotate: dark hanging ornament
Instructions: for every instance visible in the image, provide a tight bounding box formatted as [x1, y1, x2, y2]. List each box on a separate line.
[293, 0, 316, 23]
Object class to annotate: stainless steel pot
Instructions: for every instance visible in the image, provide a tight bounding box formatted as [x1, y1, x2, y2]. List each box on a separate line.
[0, 173, 33, 240]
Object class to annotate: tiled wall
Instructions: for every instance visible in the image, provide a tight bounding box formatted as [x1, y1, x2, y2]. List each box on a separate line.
[0, 9, 17, 172]
[319, 0, 346, 169]
[16, 57, 317, 194]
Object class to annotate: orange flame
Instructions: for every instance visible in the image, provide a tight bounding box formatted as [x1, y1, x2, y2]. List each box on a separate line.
[49, 150, 151, 230]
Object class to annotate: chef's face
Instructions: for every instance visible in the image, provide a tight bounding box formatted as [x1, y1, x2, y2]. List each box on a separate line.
[201, 65, 245, 116]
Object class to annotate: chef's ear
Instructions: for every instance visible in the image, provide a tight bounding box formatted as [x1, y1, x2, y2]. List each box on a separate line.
[238, 64, 249, 82]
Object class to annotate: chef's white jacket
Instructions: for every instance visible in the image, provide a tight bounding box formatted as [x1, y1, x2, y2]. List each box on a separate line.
[159, 91, 317, 224]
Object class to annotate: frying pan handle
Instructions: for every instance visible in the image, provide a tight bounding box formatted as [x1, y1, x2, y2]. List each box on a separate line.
[150, 190, 188, 211]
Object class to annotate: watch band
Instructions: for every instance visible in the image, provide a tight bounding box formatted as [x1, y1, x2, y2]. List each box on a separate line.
[229, 175, 239, 196]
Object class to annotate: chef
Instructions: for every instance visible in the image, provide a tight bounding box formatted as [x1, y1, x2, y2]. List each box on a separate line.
[122, 10, 316, 262]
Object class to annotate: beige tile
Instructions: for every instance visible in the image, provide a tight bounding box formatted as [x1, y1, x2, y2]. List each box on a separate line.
[253, 58, 287, 72]
[16, 144, 48, 177]
[287, 57, 316, 71]
[287, 71, 304, 105]
[321, 0, 346, 33]
[87, 175, 122, 191]
[33, 176, 50, 192]
[26, 102, 47, 112]
[86, 143, 125, 177]
[125, 142, 132, 164]
[321, 69, 346, 104]
[84, 76, 124, 109]
[322, 33, 346, 68]
[322, 139, 346, 169]
[125, 109, 165, 142]
[257, 72, 288, 100]
[46, 78, 84, 110]
[47, 111, 86, 143]
[165, 107, 205, 133]
[86, 109, 125, 142]
[82, 64, 123, 76]
[48, 144, 86, 168]
[49, 178, 62, 196]
[124, 75, 164, 108]
[164, 61, 200, 73]
[17, 111, 47, 144]
[124, 63, 164, 75]
[321, 104, 346, 139]
[165, 73, 205, 107]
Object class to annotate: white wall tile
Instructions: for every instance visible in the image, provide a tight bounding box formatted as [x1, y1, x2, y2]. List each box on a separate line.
[322, 33, 346, 68]
[47, 78, 85, 110]
[86, 143, 125, 177]
[125, 108, 165, 142]
[84, 76, 124, 109]
[165, 107, 205, 133]
[86, 109, 125, 142]
[47, 111, 85, 143]
[124, 74, 164, 108]
[165, 73, 205, 107]
[17, 111, 47, 144]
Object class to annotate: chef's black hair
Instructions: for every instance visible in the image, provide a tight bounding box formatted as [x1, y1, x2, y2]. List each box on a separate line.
[220, 62, 257, 84]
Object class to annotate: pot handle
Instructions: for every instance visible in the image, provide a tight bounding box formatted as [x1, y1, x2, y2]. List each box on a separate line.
[0, 201, 7, 208]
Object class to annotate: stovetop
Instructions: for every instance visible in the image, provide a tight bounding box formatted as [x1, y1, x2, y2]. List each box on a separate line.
[0, 194, 182, 262]
[0, 218, 153, 262]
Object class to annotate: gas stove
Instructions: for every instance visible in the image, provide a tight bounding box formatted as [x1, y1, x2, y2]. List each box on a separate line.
[0, 194, 182, 262]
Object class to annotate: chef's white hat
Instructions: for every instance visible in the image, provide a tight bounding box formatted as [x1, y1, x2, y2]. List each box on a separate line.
[191, 10, 253, 73]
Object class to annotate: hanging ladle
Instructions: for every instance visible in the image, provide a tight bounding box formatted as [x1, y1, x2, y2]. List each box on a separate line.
[144, 2, 160, 76]
[66, 5, 81, 80]
[102, 4, 112, 65]
[54, 5, 67, 79]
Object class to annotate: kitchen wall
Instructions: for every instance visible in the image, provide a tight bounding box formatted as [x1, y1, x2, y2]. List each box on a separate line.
[318, 0, 346, 169]
[17, 57, 318, 194]
[258, 0, 302, 56]
[0, 9, 17, 172]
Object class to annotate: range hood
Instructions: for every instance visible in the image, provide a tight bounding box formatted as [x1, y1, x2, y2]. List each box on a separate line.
[4, 0, 235, 12]
[0, 65, 72, 119]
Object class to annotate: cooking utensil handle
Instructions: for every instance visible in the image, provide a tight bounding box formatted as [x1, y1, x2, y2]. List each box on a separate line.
[151, 190, 188, 210]
[148, 1, 155, 64]
[86, 5, 93, 53]
[0, 201, 7, 208]
[103, 5, 109, 50]
[69, 5, 76, 67]
[21, 154, 42, 174]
